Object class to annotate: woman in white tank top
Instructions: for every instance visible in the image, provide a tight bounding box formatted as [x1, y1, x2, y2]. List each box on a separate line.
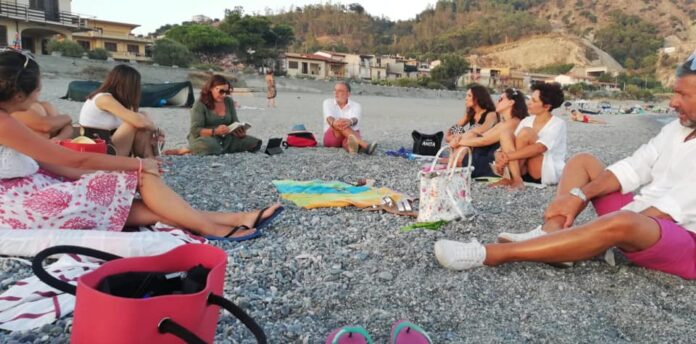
[0, 50, 281, 240]
[78, 65, 163, 157]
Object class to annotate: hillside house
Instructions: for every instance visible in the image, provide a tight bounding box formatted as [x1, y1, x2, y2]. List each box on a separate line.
[73, 18, 153, 62]
[284, 52, 346, 79]
[0, 0, 87, 54]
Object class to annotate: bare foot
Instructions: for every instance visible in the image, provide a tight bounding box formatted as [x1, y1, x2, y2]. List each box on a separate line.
[163, 148, 191, 156]
[240, 203, 282, 229]
[507, 181, 525, 191]
[488, 178, 512, 188]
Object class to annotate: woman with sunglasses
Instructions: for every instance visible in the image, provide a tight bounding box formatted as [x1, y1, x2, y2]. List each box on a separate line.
[188, 74, 261, 155]
[78, 64, 162, 157]
[449, 88, 529, 176]
[0, 50, 280, 240]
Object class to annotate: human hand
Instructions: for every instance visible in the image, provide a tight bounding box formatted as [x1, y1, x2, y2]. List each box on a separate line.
[495, 151, 509, 166]
[232, 127, 246, 138]
[335, 118, 351, 130]
[141, 158, 161, 177]
[544, 194, 586, 228]
[215, 124, 230, 136]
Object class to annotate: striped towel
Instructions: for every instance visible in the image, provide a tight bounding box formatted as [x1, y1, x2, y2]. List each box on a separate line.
[273, 179, 403, 209]
[0, 226, 205, 332]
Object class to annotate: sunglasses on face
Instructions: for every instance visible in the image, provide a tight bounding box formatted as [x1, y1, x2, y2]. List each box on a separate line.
[216, 88, 231, 95]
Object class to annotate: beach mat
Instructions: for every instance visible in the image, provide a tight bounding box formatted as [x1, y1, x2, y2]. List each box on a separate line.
[62, 80, 195, 108]
[273, 179, 403, 209]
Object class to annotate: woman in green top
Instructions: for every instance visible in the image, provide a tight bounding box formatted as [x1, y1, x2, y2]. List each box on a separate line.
[188, 75, 261, 155]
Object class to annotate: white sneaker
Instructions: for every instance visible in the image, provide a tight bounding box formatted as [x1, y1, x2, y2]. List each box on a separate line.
[434, 239, 486, 271]
[497, 225, 546, 243]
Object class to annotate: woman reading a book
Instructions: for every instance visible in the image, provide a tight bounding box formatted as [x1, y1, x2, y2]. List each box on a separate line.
[78, 64, 162, 157]
[188, 74, 262, 155]
[0, 50, 280, 241]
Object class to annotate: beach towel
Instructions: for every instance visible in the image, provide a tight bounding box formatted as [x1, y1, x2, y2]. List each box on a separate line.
[272, 179, 403, 209]
[0, 227, 205, 332]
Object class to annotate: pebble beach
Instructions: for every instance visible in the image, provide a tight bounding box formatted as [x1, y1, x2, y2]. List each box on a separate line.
[1, 64, 694, 343]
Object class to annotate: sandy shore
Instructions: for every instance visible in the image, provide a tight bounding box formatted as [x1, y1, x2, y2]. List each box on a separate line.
[2, 72, 694, 343]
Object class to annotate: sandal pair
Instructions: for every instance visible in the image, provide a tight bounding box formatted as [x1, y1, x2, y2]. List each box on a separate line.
[364, 196, 418, 218]
[326, 320, 432, 344]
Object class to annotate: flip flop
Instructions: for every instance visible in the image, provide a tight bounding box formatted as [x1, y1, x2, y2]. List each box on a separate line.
[390, 320, 432, 344]
[204, 225, 262, 242]
[253, 205, 285, 230]
[325, 326, 373, 344]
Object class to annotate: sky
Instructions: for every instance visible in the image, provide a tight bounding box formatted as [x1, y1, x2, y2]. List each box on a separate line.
[71, 1, 437, 36]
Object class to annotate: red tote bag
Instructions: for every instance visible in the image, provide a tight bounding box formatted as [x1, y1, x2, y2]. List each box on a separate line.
[32, 244, 267, 344]
[58, 139, 108, 154]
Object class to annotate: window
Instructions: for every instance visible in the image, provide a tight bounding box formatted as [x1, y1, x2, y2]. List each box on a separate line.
[288, 61, 298, 69]
[77, 40, 90, 50]
[29, 0, 45, 10]
[0, 26, 6, 47]
[104, 42, 117, 52]
[127, 44, 139, 54]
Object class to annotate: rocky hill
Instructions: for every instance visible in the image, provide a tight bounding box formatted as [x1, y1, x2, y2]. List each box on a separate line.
[267, 0, 696, 84]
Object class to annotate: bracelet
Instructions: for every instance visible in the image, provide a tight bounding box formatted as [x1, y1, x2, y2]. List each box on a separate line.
[211, 127, 216, 136]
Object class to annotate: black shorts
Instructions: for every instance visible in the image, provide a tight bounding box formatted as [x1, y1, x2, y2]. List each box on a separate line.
[81, 127, 117, 155]
[522, 173, 542, 184]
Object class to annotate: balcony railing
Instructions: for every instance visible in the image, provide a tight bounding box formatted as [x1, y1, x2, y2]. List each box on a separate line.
[0, 1, 86, 29]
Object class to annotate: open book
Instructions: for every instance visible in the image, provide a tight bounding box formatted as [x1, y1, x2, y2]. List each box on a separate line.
[227, 122, 251, 131]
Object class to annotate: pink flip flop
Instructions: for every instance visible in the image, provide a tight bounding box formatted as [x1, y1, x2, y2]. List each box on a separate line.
[390, 320, 432, 344]
[325, 326, 373, 344]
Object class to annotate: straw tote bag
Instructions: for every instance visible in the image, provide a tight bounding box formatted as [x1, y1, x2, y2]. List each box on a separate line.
[417, 147, 476, 222]
[32, 244, 267, 344]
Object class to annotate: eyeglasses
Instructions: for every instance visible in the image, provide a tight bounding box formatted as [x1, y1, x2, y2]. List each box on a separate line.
[216, 88, 231, 95]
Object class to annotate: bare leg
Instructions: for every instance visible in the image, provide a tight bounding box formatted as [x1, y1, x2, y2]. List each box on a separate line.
[132, 129, 156, 158]
[136, 173, 254, 237]
[484, 211, 661, 266]
[110, 122, 139, 156]
[506, 128, 539, 189]
[126, 199, 281, 233]
[334, 127, 369, 149]
[543, 153, 605, 232]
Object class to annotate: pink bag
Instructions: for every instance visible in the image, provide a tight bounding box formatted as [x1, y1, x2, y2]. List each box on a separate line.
[32, 244, 266, 344]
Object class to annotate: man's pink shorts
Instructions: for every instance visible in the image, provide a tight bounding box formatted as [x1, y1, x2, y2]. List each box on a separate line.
[593, 192, 696, 279]
[323, 129, 361, 149]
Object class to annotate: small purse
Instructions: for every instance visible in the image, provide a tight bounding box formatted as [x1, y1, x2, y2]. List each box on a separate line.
[264, 137, 284, 155]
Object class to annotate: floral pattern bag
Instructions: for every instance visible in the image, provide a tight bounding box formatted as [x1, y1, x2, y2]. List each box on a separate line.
[417, 147, 475, 222]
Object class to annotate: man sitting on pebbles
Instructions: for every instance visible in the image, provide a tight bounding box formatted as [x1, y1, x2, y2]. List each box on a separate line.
[434, 56, 696, 280]
[322, 81, 377, 155]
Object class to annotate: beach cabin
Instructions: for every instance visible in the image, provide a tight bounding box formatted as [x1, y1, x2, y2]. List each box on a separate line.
[0, 0, 87, 54]
[284, 52, 346, 79]
[73, 18, 153, 63]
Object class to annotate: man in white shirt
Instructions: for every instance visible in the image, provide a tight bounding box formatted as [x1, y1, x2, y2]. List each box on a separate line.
[434, 58, 696, 280]
[322, 82, 377, 154]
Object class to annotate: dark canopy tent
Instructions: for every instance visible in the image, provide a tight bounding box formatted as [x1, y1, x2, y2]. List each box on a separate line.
[62, 81, 195, 108]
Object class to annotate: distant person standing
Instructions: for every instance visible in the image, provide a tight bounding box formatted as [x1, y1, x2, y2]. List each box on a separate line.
[265, 69, 276, 108]
[322, 81, 377, 154]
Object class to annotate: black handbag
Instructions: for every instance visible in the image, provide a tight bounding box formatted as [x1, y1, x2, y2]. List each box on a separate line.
[264, 137, 284, 155]
[412, 130, 444, 156]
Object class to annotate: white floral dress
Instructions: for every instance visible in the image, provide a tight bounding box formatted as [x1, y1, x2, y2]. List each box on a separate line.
[0, 145, 138, 231]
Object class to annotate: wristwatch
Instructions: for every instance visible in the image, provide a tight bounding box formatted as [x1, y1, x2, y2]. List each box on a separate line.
[569, 187, 588, 202]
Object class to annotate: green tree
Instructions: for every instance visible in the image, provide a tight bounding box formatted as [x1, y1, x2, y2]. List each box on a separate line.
[594, 11, 662, 68]
[47, 39, 85, 58]
[219, 13, 294, 66]
[152, 38, 193, 67]
[430, 54, 469, 90]
[165, 24, 238, 58]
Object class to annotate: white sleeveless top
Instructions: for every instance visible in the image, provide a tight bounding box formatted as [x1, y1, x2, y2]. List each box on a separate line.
[79, 93, 122, 130]
[0, 145, 39, 179]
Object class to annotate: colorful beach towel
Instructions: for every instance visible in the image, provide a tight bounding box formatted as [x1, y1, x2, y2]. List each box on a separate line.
[272, 179, 403, 209]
